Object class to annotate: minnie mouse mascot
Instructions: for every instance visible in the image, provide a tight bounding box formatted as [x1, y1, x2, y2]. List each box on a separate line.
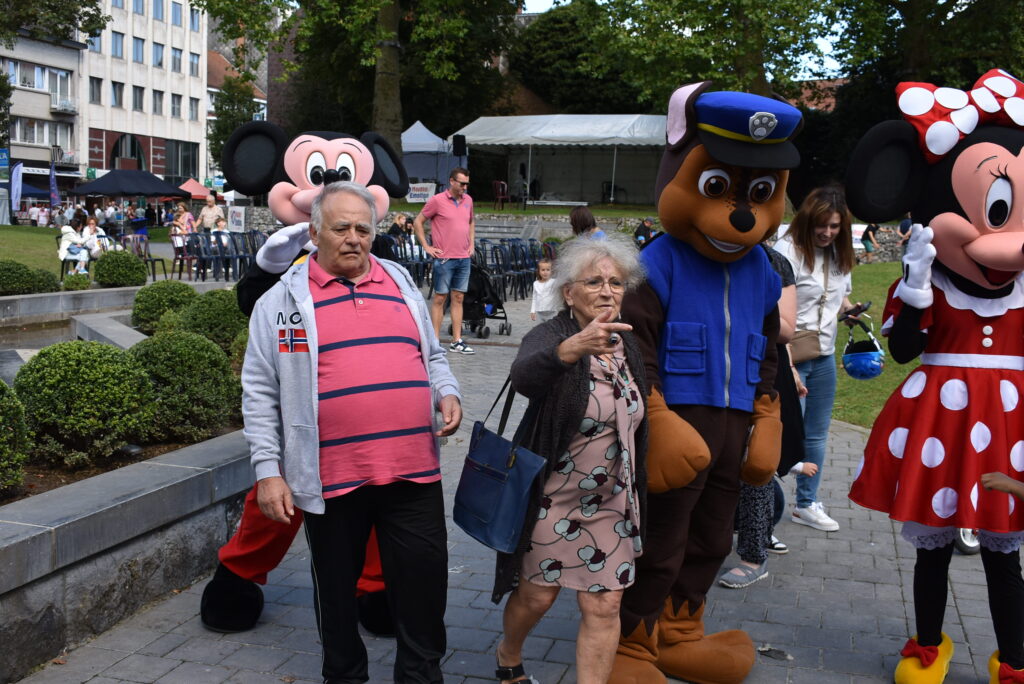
[200, 121, 409, 636]
[848, 69, 1024, 684]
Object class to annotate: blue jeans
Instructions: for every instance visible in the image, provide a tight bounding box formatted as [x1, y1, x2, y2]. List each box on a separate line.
[432, 257, 470, 294]
[794, 353, 837, 507]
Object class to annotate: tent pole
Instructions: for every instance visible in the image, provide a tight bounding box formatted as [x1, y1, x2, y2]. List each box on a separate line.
[526, 145, 532, 206]
[610, 146, 618, 204]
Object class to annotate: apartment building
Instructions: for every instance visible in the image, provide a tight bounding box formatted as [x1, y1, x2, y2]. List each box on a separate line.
[80, 0, 208, 186]
[1, 31, 86, 194]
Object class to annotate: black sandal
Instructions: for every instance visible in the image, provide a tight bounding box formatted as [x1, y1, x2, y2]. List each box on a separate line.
[495, 662, 540, 683]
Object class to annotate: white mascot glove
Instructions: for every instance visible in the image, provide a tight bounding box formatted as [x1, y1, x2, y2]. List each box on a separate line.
[256, 223, 312, 273]
[894, 223, 935, 309]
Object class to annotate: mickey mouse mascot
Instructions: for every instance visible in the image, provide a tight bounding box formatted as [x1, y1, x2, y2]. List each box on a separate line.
[848, 69, 1024, 684]
[200, 122, 409, 636]
[612, 83, 800, 684]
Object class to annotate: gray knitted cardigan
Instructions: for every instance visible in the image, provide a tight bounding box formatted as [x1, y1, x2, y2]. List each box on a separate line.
[490, 310, 649, 603]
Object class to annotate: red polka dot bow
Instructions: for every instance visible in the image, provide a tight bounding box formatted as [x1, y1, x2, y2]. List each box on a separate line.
[896, 68, 1024, 163]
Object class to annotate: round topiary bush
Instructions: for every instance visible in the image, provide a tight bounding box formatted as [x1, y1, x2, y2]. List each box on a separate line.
[0, 380, 29, 494]
[229, 327, 248, 374]
[30, 268, 61, 294]
[62, 272, 92, 291]
[131, 331, 239, 442]
[155, 308, 184, 334]
[14, 341, 155, 468]
[131, 280, 197, 334]
[0, 260, 60, 295]
[93, 251, 148, 288]
[179, 289, 248, 352]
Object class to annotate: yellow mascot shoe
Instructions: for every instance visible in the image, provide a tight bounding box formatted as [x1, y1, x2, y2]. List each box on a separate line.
[893, 634, 953, 684]
[989, 650, 1024, 683]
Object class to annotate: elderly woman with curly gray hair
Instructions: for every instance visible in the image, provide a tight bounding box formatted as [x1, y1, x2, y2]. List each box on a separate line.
[491, 233, 649, 684]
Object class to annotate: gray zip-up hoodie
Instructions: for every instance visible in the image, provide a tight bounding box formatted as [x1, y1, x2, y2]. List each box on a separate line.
[241, 255, 461, 514]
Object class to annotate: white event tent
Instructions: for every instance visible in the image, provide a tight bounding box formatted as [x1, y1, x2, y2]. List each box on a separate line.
[401, 121, 459, 186]
[450, 114, 666, 204]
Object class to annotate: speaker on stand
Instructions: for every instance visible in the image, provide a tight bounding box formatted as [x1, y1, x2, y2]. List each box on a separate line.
[452, 134, 467, 165]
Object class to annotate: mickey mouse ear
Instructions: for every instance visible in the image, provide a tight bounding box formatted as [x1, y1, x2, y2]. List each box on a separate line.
[361, 133, 410, 198]
[222, 122, 290, 196]
[666, 81, 713, 148]
[845, 120, 927, 222]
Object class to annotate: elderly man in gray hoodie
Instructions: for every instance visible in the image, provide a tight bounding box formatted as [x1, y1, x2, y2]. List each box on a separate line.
[242, 181, 461, 684]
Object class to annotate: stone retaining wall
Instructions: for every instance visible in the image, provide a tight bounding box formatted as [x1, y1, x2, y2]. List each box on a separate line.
[0, 432, 251, 684]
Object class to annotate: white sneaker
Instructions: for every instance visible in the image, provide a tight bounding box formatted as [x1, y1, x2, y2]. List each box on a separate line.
[791, 501, 840, 532]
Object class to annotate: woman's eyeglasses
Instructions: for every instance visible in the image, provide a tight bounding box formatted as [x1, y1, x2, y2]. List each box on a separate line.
[575, 277, 625, 293]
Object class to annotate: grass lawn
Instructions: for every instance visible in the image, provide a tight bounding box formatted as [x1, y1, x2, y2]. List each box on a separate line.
[833, 260, 918, 428]
[0, 224, 63, 273]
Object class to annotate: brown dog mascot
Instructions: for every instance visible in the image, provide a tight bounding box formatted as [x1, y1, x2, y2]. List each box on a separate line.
[611, 83, 801, 684]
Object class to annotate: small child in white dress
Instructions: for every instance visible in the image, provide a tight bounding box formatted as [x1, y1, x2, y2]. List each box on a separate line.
[531, 258, 560, 322]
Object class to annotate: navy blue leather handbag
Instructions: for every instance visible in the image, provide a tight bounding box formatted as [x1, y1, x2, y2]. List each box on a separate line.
[453, 376, 545, 554]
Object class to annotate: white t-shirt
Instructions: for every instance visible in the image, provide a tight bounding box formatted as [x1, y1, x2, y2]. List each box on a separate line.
[774, 235, 852, 356]
[28, 206, 40, 222]
[531, 278, 562, 314]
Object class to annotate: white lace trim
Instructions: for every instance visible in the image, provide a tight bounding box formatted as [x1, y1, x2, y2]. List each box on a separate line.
[932, 269, 1024, 316]
[979, 530, 1024, 554]
[902, 522, 957, 549]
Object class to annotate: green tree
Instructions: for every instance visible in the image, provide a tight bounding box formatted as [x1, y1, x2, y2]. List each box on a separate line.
[599, 0, 835, 101]
[508, 0, 651, 114]
[208, 73, 262, 168]
[1, 0, 109, 47]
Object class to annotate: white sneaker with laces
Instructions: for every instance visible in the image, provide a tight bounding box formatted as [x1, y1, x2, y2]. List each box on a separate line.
[791, 501, 840, 532]
[449, 338, 475, 355]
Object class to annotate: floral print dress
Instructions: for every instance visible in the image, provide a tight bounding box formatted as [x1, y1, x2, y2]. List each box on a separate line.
[521, 347, 645, 591]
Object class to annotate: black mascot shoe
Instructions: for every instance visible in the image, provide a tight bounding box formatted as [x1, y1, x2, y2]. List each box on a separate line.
[200, 562, 264, 633]
[356, 590, 395, 637]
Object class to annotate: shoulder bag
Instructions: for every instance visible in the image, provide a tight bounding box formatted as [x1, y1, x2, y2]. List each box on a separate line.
[790, 249, 830, 364]
[453, 376, 546, 554]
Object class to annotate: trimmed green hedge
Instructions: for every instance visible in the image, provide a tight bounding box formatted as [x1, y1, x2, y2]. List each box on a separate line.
[0, 260, 61, 295]
[62, 273, 92, 291]
[229, 327, 248, 374]
[179, 289, 248, 352]
[0, 380, 29, 493]
[131, 331, 239, 442]
[93, 251, 148, 288]
[14, 341, 155, 468]
[131, 280, 197, 334]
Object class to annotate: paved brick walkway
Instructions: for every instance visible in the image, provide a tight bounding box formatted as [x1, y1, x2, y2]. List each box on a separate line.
[17, 293, 998, 683]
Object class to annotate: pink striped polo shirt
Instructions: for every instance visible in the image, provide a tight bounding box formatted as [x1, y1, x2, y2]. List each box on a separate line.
[421, 190, 474, 258]
[308, 254, 438, 498]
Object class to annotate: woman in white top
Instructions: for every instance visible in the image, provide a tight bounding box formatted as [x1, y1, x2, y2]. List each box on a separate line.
[82, 217, 108, 258]
[774, 186, 859, 533]
[58, 218, 90, 274]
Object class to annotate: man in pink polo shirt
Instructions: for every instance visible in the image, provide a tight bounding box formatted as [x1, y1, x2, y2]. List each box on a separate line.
[244, 182, 461, 683]
[414, 167, 476, 354]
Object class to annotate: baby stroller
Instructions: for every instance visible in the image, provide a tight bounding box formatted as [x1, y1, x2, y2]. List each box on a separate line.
[449, 263, 510, 339]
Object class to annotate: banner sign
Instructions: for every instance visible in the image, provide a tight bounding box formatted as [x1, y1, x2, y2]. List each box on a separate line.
[228, 206, 246, 232]
[405, 182, 435, 203]
[0, 148, 8, 182]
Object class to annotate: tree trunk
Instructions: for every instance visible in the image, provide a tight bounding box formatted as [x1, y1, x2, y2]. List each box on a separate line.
[371, 0, 403, 154]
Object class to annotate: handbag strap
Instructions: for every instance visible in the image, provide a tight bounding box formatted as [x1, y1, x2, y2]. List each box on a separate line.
[815, 249, 830, 330]
[483, 375, 541, 445]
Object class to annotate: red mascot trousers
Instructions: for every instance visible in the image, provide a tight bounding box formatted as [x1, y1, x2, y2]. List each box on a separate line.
[218, 484, 386, 595]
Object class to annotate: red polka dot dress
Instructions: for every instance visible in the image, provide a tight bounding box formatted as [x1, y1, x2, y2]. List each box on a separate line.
[849, 273, 1024, 533]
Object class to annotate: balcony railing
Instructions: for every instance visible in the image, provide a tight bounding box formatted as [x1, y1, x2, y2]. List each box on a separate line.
[50, 93, 77, 114]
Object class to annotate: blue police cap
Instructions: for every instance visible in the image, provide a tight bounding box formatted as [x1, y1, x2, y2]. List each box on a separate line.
[694, 91, 802, 169]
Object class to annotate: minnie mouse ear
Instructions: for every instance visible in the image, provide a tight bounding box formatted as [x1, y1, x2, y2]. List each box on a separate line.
[846, 120, 927, 222]
[361, 133, 410, 198]
[222, 121, 290, 196]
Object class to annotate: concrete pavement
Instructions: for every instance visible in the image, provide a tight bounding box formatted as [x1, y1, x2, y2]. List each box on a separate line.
[16, 289, 1000, 684]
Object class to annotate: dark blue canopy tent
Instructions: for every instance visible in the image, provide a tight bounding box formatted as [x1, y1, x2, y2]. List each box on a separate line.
[69, 169, 189, 197]
[1, 181, 49, 198]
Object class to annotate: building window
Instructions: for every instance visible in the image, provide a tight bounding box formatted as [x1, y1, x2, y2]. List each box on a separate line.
[112, 81, 124, 108]
[189, 52, 199, 77]
[10, 117, 72, 148]
[112, 0, 124, 8]
[171, 48, 182, 73]
[133, 37, 144, 63]
[165, 139, 199, 185]
[88, 34, 101, 52]
[171, 93, 181, 118]
[152, 43, 164, 68]
[190, 8, 200, 31]
[153, 89, 163, 114]
[133, 86, 145, 111]
[112, 32, 124, 58]
[153, 0, 164, 21]
[89, 77, 102, 104]
[189, 97, 199, 120]
[171, 2, 182, 25]
[133, 0, 144, 14]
